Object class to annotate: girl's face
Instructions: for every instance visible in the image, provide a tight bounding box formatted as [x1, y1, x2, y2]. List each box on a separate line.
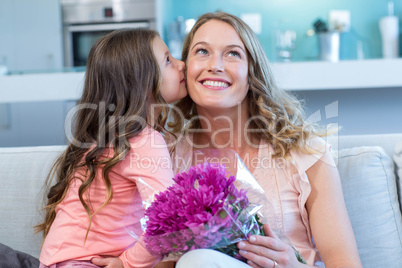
[186, 20, 249, 111]
[152, 36, 187, 103]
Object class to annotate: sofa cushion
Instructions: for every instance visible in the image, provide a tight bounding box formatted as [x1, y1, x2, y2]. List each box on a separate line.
[0, 146, 65, 259]
[394, 141, 402, 210]
[337, 146, 402, 268]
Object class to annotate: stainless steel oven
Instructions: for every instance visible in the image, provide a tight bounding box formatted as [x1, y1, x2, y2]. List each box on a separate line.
[61, 0, 156, 67]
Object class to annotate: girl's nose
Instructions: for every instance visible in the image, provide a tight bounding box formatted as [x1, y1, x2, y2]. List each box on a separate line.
[176, 59, 185, 71]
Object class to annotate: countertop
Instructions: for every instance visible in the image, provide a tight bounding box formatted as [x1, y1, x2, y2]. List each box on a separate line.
[272, 58, 402, 91]
[1, 58, 402, 103]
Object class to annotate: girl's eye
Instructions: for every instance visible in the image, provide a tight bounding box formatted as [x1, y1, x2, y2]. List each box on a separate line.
[196, 48, 208, 55]
[228, 51, 240, 57]
[167, 56, 171, 64]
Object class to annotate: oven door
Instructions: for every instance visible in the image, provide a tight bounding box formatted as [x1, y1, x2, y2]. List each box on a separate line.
[63, 21, 152, 67]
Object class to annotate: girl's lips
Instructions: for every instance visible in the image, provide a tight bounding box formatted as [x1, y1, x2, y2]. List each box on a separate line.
[180, 78, 186, 83]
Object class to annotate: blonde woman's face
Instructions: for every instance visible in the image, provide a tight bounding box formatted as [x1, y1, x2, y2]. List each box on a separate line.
[186, 20, 249, 111]
[152, 36, 187, 103]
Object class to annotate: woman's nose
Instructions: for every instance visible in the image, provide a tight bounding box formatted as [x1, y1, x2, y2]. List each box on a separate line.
[208, 55, 224, 73]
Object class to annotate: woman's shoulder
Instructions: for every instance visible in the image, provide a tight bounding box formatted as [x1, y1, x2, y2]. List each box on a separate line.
[169, 131, 193, 152]
[289, 136, 333, 174]
[169, 131, 194, 173]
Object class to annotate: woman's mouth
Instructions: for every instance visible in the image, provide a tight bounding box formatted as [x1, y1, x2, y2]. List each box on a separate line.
[200, 79, 231, 89]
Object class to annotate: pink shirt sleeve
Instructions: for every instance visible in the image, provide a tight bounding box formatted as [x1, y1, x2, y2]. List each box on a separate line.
[121, 129, 175, 205]
[288, 136, 333, 248]
[118, 129, 175, 267]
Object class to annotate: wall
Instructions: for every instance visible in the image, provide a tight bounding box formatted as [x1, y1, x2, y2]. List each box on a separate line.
[163, 0, 402, 61]
[0, 101, 72, 147]
[0, 0, 63, 72]
[293, 87, 402, 136]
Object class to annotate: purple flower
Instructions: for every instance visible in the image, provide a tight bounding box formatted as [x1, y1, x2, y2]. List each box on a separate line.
[143, 162, 262, 259]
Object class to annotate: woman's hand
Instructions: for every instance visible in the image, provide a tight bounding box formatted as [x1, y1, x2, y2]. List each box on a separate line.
[91, 257, 124, 268]
[237, 224, 306, 268]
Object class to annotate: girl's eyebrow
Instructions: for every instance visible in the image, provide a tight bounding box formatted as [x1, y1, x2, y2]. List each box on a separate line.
[191, 42, 246, 54]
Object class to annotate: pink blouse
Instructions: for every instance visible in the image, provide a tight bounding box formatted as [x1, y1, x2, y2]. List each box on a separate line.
[40, 127, 174, 267]
[173, 135, 331, 266]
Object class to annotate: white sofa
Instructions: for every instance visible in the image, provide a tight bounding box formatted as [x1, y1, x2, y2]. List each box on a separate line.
[1, 133, 402, 268]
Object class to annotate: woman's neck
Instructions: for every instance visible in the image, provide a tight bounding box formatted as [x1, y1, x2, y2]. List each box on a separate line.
[191, 101, 259, 154]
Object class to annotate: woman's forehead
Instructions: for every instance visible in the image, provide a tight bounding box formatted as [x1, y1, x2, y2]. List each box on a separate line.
[191, 20, 245, 48]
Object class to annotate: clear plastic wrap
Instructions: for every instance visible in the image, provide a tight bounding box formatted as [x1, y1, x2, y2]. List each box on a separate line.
[124, 149, 271, 262]
[127, 148, 305, 264]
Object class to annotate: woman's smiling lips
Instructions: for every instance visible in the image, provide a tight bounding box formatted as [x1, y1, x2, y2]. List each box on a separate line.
[199, 78, 231, 90]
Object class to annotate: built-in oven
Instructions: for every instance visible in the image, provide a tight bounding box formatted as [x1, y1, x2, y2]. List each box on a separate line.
[61, 0, 156, 67]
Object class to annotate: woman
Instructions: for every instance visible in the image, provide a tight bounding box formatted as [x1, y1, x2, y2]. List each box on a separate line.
[169, 12, 362, 268]
[92, 12, 362, 268]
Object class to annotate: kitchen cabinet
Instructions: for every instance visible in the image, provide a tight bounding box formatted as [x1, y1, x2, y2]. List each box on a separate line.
[0, 0, 63, 72]
[0, 101, 73, 147]
[0, 0, 15, 72]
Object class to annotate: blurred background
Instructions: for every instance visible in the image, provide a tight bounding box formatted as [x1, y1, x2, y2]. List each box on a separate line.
[0, 0, 401, 147]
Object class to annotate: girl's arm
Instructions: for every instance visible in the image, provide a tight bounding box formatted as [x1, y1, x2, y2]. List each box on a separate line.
[305, 152, 362, 268]
[155, 261, 175, 268]
[119, 130, 175, 267]
[91, 258, 176, 268]
[92, 129, 175, 268]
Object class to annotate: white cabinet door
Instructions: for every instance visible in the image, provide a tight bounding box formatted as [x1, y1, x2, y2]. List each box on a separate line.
[0, 0, 63, 72]
[0, 0, 15, 72]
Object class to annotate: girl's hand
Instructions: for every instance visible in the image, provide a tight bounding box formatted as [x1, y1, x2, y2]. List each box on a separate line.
[237, 224, 306, 268]
[91, 257, 124, 268]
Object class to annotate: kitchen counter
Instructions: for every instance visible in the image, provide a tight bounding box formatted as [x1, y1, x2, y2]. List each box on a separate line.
[272, 58, 402, 91]
[0, 71, 84, 103]
[1, 58, 402, 103]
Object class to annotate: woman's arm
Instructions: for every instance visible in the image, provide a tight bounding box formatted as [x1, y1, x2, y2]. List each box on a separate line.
[237, 150, 362, 268]
[305, 152, 362, 268]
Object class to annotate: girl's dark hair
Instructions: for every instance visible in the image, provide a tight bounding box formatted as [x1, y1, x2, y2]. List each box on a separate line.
[35, 28, 170, 241]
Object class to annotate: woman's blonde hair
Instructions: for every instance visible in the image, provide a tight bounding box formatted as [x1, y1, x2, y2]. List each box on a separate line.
[170, 11, 328, 157]
[35, 28, 171, 241]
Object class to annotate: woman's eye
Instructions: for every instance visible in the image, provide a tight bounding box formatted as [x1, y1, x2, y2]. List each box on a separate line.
[166, 56, 171, 63]
[228, 51, 240, 57]
[196, 48, 208, 55]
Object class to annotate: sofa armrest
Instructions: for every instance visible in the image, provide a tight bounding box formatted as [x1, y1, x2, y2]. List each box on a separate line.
[0, 146, 66, 258]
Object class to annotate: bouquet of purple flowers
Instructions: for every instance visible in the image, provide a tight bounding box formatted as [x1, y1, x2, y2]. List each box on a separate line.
[142, 161, 265, 262]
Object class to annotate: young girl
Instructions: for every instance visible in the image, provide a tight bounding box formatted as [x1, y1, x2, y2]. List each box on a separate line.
[35, 28, 186, 268]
